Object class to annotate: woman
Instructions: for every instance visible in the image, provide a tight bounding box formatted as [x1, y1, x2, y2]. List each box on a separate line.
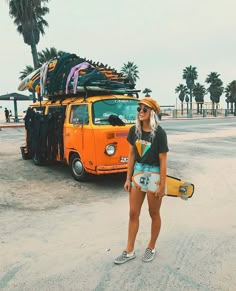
[114, 97, 169, 264]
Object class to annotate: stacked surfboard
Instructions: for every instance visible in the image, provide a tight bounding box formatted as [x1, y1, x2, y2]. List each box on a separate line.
[18, 53, 139, 98]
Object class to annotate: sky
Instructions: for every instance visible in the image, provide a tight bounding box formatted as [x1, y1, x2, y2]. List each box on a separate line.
[0, 0, 236, 111]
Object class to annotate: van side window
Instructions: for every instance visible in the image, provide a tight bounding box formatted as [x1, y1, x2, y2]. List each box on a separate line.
[32, 107, 46, 114]
[70, 105, 89, 124]
[48, 106, 66, 115]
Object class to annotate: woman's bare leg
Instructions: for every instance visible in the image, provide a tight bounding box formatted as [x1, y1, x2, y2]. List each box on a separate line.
[126, 187, 146, 252]
[146, 192, 162, 249]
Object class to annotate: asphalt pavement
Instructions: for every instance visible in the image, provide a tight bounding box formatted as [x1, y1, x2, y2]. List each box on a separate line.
[0, 118, 236, 290]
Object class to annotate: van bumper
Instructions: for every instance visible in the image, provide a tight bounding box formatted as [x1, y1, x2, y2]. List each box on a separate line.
[88, 164, 128, 175]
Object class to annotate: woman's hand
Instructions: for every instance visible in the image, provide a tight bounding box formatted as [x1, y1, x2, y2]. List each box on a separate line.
[154, 184, 165, 199]
[124, 179, 132, 192]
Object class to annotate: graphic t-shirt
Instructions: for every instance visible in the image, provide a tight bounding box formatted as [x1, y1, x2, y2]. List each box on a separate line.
[127, 125, 169, 166]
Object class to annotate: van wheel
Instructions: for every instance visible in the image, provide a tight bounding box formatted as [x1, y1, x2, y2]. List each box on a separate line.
[69, 153, 90, 181]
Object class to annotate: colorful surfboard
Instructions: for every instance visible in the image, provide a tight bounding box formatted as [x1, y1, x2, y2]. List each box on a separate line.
[17, 53, 135, 97]
[18, 58, 58, 92]
[18, 68, 40, 91]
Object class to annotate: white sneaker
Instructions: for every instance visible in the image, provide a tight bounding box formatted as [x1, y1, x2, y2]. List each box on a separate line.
[142, 248, 156, 262]
[114, 250, 136, 265]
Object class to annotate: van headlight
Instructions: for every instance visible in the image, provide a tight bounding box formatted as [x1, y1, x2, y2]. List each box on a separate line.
[105, 144, 116, 156]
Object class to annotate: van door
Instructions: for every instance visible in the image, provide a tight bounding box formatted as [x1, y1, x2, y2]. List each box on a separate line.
[64, 104, 94, 169]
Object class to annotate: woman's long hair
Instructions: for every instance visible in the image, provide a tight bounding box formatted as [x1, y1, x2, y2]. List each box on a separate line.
[135, 110, 159, 141]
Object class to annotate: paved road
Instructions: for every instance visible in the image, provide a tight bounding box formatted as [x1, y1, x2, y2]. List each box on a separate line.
[162, 117, 236, 132]
[0, 119, 236, 291]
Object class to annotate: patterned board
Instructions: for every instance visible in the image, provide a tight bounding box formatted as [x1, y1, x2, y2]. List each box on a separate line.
[132, 172, 194, 200]
[18, 68, 40, 91]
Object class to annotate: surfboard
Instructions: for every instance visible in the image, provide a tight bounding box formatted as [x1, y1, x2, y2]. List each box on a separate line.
[18, 68, 40, 91]
[71, 86, 139, 94]
[18, 58, 58, 92]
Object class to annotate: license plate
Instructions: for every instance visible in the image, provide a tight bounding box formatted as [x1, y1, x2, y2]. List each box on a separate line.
[120, 156, 128, 163]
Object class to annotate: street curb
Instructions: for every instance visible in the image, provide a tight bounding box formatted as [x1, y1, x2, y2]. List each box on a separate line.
[0, 124, 25, 129]
[0, 116, 235, 128]
[162, 116, 236, 121]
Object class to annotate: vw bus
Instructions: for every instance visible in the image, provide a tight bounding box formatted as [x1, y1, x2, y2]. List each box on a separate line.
[21, 94, 139, 181]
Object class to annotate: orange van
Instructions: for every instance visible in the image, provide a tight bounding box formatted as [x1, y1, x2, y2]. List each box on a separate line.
[21, 94, 139, 181]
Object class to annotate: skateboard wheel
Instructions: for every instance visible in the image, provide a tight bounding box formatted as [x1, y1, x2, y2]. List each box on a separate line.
[181, 193, 188, 200]
[179, 186, 187, 192]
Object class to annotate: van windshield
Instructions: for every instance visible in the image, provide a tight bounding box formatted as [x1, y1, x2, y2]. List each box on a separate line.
[93, 99, 138, 125]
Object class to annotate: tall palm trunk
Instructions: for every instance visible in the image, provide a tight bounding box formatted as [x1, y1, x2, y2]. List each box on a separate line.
[31, 31, 39, 69]
[31, 43, 39, 69]
[30, 34, 39, 103]
[190, 89, 193, 111]
[212, 101, 215, 115]
[200, 103, 203, 114]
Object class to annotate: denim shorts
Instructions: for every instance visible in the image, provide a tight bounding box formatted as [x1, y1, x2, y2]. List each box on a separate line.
[133, 162, 160, 175]
[131, 162, 160, 192]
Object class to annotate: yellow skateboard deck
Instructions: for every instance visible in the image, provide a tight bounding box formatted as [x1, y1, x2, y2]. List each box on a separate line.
[166, 175, 194, 200]
[132, 172, 194, 200]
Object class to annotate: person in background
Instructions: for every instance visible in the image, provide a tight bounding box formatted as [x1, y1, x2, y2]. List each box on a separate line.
[4, 108, 9, 122]
[22, 110, 27, 120]
[114, 97, 169, 264]
[9, 110, 12, 122]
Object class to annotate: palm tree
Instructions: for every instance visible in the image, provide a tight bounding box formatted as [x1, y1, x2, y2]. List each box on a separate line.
[142, 88, 152, 97]
[8, 0, 49, 69]
[205, 72, 224, 114]
[38, 47, 65, 64]
[121, 62, 139, 85]
[193, 83, 206, 114]
[175, 84, 188, 115]
[182, 66, 198, 112]
[19, 65, 34, 80]
[225, 80, 236, 115]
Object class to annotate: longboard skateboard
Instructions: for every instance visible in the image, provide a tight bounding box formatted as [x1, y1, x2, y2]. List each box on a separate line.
[132, 172, 194, 200]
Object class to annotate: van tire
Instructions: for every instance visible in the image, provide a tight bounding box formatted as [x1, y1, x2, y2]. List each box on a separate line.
[69, 153, 90, 181]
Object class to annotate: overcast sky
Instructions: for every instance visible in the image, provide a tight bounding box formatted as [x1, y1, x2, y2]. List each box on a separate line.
[0, 0, 235, 107]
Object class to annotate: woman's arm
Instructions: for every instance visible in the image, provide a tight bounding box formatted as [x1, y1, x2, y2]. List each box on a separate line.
[155, 152, 167, 198]
[124, 145, 135, 192]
